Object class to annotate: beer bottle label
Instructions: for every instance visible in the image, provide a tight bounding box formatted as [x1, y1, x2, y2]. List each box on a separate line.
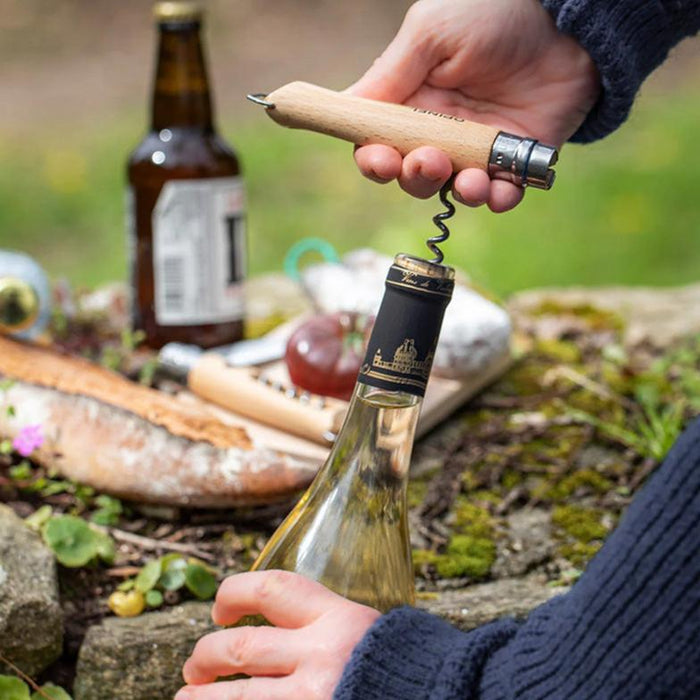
[152, 177, 246, 326]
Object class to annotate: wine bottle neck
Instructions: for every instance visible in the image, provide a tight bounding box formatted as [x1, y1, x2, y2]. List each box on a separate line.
[358, 257, 454, 398]
[327, 382, 422, 484]
[151, 21, 213, 131]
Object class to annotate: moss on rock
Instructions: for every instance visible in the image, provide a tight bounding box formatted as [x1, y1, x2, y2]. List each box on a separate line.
[452, 498, 495, 540]
[434, 534, 496, 579]
[407, 480, 429, 510]
[546, 469, 613, 502]
[412, 548, 439, 575]
[529, 300, 625, 333]
[552, 504, 609, 542]
[552, 504, 612, 567]
[558, 541, 603, 567]
[535, 339, 582, 364]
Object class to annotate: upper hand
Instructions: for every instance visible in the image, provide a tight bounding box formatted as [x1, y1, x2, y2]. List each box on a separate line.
[349, 0, 600, 212]
[177, 570, 381, 700]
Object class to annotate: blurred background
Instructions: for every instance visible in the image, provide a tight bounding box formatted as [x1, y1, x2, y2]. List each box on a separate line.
[1, 0, 699, 298]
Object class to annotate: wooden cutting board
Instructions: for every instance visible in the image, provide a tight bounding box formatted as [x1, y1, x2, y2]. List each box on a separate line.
[192, 350, 513, 463]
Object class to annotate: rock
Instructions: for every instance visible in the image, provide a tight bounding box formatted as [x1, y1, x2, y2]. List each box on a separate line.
[0, 504, 63, 676]
[420, 576, 566, 631]
[72, 582, 563, 699]
[509, 283, 700, 347]
[492, 508, 554, 578]
[74, 602, 216, 700]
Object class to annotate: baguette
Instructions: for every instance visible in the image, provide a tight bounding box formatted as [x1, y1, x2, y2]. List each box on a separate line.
[0, 336, 320, 506]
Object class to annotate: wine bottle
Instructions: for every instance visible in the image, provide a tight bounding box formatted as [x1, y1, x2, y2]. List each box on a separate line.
[251, 253, 454, 612]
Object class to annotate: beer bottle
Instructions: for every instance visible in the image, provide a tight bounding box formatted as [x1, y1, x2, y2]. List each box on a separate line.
[127, 1, 246, 349]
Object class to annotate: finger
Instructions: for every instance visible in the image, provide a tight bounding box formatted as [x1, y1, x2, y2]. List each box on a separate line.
[345, 7, 432, 102]
[487, 180, 525, 213]
[175, 677, 291, 700]
[212, 570, 343, 628]
[453, 169, 491, 207]
[183, 626, 299, 684]
[353, 144, 402, 183]
[398, 146, 453, 199]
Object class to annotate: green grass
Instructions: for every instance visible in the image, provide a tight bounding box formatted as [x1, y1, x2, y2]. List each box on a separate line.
[1, 87, 699, 295]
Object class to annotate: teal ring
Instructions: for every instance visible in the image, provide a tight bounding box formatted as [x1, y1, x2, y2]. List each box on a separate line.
[283, 238, 340, 280]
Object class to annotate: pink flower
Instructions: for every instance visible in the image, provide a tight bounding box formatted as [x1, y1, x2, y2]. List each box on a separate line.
[12, 424, 44, 457]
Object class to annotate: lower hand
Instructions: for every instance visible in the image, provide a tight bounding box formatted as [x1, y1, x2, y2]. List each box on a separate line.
[177, 570, 381, 700]
[349, 0, 600, 212]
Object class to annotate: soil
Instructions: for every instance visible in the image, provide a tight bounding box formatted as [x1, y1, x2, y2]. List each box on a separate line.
[2, 287, 698, 693]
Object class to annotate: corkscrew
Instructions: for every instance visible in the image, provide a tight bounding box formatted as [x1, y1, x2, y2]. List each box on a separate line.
[426, 178, 456, 265]
[248, 81, 559, 265]
[247, 82, 559, 189]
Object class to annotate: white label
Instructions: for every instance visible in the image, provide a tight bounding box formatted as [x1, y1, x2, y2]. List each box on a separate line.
[152, 177, 246, 326]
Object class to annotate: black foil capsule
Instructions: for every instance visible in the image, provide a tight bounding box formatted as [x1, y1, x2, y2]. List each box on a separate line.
[358, 254, 455, 397]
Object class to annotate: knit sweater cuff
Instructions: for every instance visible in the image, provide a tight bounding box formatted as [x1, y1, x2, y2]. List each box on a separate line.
[333, 606, 517, 700]
[541, 0, 700, 142]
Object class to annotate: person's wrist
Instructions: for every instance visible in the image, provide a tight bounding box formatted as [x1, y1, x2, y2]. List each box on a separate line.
[539, 0, 674, 142]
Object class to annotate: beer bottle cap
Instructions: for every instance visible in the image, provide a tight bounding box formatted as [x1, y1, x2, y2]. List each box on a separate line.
[153, 2, 203, 23]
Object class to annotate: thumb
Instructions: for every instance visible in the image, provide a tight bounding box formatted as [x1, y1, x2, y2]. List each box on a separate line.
[346, 11, 433, 103]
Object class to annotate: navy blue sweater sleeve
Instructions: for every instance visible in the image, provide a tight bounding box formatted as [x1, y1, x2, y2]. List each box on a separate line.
[539, 0, 700, 142]
[334, 416, 700, 700]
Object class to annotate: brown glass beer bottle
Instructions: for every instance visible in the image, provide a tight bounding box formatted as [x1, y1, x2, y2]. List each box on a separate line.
[127, 1, 245, 349]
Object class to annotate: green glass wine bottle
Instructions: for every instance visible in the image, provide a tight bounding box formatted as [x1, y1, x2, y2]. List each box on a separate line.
[251, 253, 454, 613]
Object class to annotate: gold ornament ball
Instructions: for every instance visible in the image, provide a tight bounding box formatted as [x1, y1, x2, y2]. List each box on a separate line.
[0, 277, 40, 333]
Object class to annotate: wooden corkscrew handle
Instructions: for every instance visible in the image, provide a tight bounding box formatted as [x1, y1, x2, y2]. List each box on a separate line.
[252, 81, 558, 190]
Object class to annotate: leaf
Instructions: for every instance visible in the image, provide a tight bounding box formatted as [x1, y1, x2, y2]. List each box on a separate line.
[184, 564, 217, 600]
[39, 480, 73, 497]
[31, 683, 73, 700]
[89, 509, 119, 527]
[25, 505, 53, 532]
[90, 495, 123, 526]
[135, 559, 162, 593]
[138, 357, 158, 386]
[74, 484, 95, 505]
[42, 516, 97, 567]
[24, 477, 47, 493]
[92, 529, 116, 565]
[145, 589, 164, 608]
[117, 579, 136, 592]
[159, 567, 186, 591]
[94, 494, 122, 512]
[160, 552, 185, 570]
[159, 555, 187, 591]
[10, 461, 32, 480]
[0, 675, 30, 699]
[0, 439, 12, 454]
[187, 556, 216, 574]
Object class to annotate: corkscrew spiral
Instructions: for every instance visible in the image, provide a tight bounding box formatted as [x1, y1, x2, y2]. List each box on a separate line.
[426, 177, 456, 264]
